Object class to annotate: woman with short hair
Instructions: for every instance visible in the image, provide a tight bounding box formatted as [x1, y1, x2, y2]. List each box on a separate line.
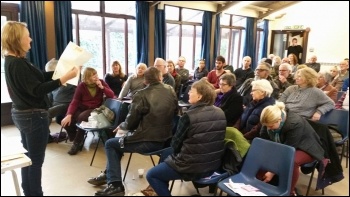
[317, 71, 338, 102]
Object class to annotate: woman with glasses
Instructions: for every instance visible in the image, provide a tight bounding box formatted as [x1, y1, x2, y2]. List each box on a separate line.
[214, 73, 243, 126]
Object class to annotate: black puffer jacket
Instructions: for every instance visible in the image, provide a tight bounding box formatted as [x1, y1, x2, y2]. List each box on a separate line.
[165, 104, 226, 180]
[120, 82, 178, 143]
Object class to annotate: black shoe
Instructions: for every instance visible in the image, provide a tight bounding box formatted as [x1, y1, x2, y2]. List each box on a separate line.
[68, 143, 80, 155]
[95, 184, 125, 196]
[88, 171, 107, 186]
[48, 135, 54, 143]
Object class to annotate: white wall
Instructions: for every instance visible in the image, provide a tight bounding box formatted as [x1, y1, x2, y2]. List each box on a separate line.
[269, 1, 349, 64]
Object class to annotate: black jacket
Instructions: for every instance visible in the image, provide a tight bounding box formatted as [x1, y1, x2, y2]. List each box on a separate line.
[120, 82, 178, 143]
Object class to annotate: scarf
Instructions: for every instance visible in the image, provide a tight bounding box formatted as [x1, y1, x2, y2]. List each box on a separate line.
[267, 111, 285, 143]
[86, 83, 97, 97]
[170, 70, 177, 78]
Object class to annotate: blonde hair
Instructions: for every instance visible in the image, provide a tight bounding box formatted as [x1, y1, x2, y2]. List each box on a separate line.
[260, 102, 286, 125]
[251, 79, 273, 97]
[1, 21, 28, 58]
[111, 60, 125, 78]
[82, 67, 97, 83]
[297, 64, 307, 70]
[135, 63, 147, 74]
[191, 78, 216, 105]
[295, 67, 318, 87]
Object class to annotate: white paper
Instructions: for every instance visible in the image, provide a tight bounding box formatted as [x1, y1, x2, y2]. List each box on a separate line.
[52, 41, 93, 86]
[222, 179, 267, 196]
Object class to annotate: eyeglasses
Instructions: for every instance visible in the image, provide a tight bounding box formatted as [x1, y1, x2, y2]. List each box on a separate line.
[219, 83, 228, 86]
[255, 68, 268, 72]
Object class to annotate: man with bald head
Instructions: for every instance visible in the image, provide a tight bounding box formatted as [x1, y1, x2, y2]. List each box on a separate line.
[234, 56, 255, 89]
[154, 57, 175, 88]
[305, 55, 321, 72]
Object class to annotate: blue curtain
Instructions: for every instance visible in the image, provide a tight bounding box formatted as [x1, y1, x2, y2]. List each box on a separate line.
[213, 14, 220, 70]
[20, 1, 48, 70]
[136, 1, 149, 64]
[154, 6, 166, 59]
[261, 19, 269, 60]
[201, 11, 212, 71]
[243, 17, 256, 70]
[54, 1, 73, 59]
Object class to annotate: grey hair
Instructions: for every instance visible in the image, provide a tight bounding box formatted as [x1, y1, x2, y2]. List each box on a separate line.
[318, 70, 333, 84]
[219, 73, 236, 86]
[251, 79, 273, 97]
[279, 63, 292, 72]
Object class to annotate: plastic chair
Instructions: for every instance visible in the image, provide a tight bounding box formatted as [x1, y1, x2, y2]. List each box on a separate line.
[318, 109, 349, 168]
[178, 84, 192, 115]
[300, 160, 324, 196]
[77, 98, 129, 166]
[217, 138, 295, 196]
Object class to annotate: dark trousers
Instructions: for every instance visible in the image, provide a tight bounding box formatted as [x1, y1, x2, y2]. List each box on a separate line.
[64, 109, 93, 144]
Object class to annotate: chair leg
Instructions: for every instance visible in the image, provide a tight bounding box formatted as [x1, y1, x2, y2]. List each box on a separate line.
[123, 153, 133, 182]
[149, 155, 156, 166]
[90, 137, 101, 166]
[346, 140, 349, 168]
[305, 167, 316, 196]
[169, 180, 175, 193]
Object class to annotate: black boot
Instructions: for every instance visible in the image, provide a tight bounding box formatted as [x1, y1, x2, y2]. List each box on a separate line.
[68, 143, 80, 155]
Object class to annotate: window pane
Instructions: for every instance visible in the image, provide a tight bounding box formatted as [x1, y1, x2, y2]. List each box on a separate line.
[105, 17, 126, 76]
[221, 13, 230, 26]
[181, 25, 194, 70]
[165, 6, 179, 21]
[194, 26, 202, 71]
[127, 19, 137, 74]
[75, 15, 103, 78]
[220, 28, 230, 61]
[71, 1, 100, 12]
[166, 24, 180, 62]
[105, 1, 135, 16]
[182, 8, 203, 23]
[232, 15, 245, 26]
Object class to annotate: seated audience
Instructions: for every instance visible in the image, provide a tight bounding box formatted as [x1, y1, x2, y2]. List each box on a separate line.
[317, 71, 338, 102]
[279, 67, 334, 121]
[259, 102, 325, 196]
[305, 55, 321, 72]
[335, 88, 349, 110]
[193, 59, 209, 80]
[92, 67, 178, 196]
[270, 55, 282, 78]
[238, 62, 279, 106]
[332, 60, 349, 91]
[273, 63, 295, 97]
[329, 65, 339, 83]
[236, 79, 275, 141]
[281, 57, 290, 64]
[214, 73, 243, 126]
[45, 58, 77, 142]
[234, 56, 254, 89]
[167, 60, 181, 97]
[176, 56, 190, 85]
[61, 67, 114, 155]
[207, 55, 227, 91]
[104, 60, 128, 96]
[154, 57, 175, 88]
[118, 63, 147, 99]
[146, 78, 227, 196]
[288, 53, 299, 75]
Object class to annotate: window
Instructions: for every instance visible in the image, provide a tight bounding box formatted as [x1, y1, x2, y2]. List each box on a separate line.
[165, 5, 203, 71]
[1, 2, 19, 103]
[72, 1, 136, 77]
[219, 14, 246, 69]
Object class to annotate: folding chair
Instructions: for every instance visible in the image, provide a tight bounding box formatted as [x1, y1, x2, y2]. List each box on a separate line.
[77, 98, 129, 166]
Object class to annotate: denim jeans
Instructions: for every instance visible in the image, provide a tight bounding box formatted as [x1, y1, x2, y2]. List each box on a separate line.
[11, 109, 49, 196]
[104, 137, 164, 184]
[146, 162, 183, 196]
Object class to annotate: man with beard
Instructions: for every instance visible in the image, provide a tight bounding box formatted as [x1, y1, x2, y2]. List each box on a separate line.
[207, 55, 227, 93]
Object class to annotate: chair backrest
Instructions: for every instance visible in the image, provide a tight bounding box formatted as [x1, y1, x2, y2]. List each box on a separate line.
[241, 138, 295, 195]
[104, 98, 129, 127]
[181, 84, 192, 103]
[319, 109, 349, 138]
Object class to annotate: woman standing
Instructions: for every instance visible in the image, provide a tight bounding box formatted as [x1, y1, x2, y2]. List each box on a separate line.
[61, 67, 114, 155]
[1, 21, 78, 196]
[104, 60, 128, 96]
